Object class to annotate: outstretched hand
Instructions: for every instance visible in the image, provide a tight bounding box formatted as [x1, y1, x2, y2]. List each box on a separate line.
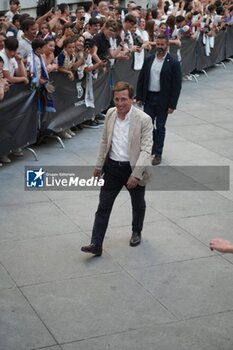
[209, 238, 233, 253]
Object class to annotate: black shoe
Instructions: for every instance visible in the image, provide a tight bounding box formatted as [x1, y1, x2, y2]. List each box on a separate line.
[81, 244, 102, 256]
[152, 154, 162, 166]
[82, 120, 100, 129]
[95, 113, 106, 124]
[130, 232, 141, 247]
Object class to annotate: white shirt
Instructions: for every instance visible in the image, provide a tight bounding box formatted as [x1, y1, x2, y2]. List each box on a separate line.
[17, 29, 23, 41]
[0, 49, 18, 76]
[121, 30, 134, 49]
[5, 10, 18, 22]
[18, 36, 32, 60]
[148, 54, 167, 92]
[82, 31, 93, 39]
[136, 28, 149, 42]
[109, 107, 132, 162]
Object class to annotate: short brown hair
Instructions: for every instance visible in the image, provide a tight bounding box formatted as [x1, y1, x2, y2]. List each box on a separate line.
[104, 19, 118, 31]
[156, 34, 169, 42]
[112, 81, 134, 99]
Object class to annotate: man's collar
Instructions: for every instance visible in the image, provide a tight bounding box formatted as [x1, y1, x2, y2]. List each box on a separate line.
[22, 35, 32, 44]
[156, 51, 168, 60]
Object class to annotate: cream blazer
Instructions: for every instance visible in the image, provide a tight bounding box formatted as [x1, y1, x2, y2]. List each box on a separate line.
[95, 105, 153, 186]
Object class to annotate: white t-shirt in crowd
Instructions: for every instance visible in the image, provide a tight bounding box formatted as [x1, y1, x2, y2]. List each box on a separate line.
[0, 49, 18, 76]
[18, 36, 32, 60]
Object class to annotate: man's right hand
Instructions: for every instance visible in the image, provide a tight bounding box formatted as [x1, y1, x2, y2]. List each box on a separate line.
[93, 168, 102, 178]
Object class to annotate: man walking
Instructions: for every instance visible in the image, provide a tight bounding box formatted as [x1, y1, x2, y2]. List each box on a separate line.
[81, 81, 153, 256]
[136, 34, 182, 165]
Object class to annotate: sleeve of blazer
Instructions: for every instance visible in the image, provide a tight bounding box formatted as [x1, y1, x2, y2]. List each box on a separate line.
[169, 59, 182, 110]
[131, 114, 153, 180]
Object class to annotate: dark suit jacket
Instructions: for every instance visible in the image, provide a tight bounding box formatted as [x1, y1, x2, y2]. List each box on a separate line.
[136, 53, 182, 111]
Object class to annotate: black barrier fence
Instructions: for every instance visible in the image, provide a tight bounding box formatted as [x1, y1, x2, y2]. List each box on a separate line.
[0, 85, 38, 157]
[0, 27, 233, 157]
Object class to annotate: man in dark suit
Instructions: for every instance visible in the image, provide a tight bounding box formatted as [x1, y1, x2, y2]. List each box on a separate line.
[136, 34, 182, 165]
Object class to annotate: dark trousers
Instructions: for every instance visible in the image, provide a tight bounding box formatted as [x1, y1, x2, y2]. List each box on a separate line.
[144, 92, 168, 156]
[91, 158, 146, 247]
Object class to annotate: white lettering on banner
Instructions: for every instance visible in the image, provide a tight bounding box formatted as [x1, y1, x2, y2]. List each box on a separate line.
[74, 100, 85, 107]
[45, 176, 104, 187]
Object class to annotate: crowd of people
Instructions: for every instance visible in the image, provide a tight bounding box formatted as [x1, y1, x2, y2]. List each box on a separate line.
[0, 0, 233, 165]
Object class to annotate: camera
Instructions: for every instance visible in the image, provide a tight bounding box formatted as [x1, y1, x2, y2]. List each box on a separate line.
[84, 38, 95, 49]
[133, 34, 143, 47]
[101, 56, 109, 62]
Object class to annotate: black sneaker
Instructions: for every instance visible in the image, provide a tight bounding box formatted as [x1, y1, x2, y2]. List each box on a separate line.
[82, 120, 100, 129]
[95, 113, 106, 124]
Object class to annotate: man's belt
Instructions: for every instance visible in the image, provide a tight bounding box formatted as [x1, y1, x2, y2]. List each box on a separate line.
[109, 158, 130, 167]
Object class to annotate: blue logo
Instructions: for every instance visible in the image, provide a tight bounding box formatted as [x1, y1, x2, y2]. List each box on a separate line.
[26, 168, 45, 188]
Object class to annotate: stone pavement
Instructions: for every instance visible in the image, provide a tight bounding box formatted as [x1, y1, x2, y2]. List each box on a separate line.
[0, 62, 233, 350]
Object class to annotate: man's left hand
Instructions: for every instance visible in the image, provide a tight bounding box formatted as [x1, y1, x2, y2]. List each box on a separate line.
[168, 108, 174, 114]
[127, 176, 139, 189]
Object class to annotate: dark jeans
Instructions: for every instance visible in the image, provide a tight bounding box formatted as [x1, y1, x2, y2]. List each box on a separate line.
[144, 93, 168, 155]
[91, 158, 146, 247]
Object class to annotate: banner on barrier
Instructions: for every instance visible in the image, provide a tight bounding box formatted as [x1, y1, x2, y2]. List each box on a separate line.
[0, 85, 38, 157]
[44, 70, 112, 132]
[180, 37, 197, 75]
[226, 26, 233, 58]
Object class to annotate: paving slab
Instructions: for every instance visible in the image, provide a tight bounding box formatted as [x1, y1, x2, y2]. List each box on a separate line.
[0, 166, 48, 207]
[168, 124, 233, 143]
[36, 347, 62, 350]
[197, 137, 233, 160]
[0, 201, 79, 242]
[146, 190, 233, 219]
[173, 211, 233, 244]
[214, 121, 233, 133]
[0, 288, 56, 350]
[128, 256, 233, 320]
[21, 272, 175, 344]
[101, 220, 212, 269]
[166, 109, 208, 126]
[0, 233, 122, 286]
[162, 139, 219, 164]
[61, 311, 233, 350]
[0, 264, 16, 290]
